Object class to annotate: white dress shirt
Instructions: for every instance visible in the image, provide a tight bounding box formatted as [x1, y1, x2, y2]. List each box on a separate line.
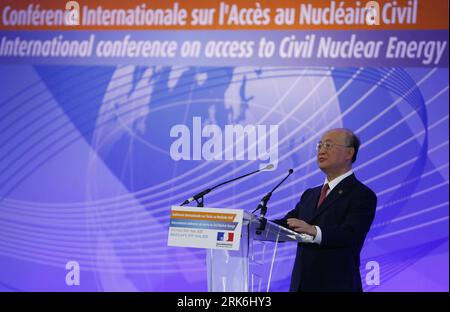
[312, 170, 354, 244]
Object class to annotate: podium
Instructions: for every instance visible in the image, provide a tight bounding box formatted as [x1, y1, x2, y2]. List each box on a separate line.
[206, 211, 313, 292]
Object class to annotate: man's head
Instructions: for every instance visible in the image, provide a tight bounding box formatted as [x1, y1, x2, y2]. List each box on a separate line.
[317, 129, 360, 178]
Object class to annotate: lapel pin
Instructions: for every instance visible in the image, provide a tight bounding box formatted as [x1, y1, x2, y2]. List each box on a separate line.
[338, 190, 343, 195]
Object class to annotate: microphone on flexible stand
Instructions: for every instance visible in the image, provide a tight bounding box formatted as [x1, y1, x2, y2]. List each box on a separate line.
[253, 168, 294, 232]
[180, 164, 274, 207]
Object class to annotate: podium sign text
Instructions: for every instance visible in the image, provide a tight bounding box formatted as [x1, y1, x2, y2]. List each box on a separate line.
[168, 206, 243, 251]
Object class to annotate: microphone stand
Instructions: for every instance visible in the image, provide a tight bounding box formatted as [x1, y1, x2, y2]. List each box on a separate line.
[253, 169, 294, 232]
[180, 164, 273, 207]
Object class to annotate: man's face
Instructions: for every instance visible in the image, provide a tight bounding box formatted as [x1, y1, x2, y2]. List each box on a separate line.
[317, 131, 353, 174]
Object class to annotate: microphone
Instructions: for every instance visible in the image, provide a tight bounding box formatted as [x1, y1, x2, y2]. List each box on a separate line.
[180, 164, 274, 207]
[252, 168, 294, 218]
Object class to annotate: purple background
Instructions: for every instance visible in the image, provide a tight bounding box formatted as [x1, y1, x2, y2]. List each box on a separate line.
[0, 27, 448, 292]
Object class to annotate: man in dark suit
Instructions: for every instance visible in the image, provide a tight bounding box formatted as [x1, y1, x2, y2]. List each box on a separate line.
[275, 128, 377, 292]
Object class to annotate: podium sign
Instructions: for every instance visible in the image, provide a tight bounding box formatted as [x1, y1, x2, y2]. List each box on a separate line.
[168, 206, 244, 251]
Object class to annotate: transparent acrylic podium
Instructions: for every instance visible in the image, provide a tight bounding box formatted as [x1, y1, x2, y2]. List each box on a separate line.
[206, 211, 313, 292]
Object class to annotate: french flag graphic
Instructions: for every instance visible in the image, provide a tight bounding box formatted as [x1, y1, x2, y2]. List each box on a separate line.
[217, 232, 234, 242]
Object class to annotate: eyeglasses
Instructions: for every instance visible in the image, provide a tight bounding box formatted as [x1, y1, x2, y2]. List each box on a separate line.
[316, 142, 351, 151]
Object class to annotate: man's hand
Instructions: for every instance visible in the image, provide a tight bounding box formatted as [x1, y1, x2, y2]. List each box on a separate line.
[287, 218, 317, 236]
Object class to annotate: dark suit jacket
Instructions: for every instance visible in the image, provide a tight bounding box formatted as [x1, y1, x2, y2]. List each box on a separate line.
[274, 174, 377, 292]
